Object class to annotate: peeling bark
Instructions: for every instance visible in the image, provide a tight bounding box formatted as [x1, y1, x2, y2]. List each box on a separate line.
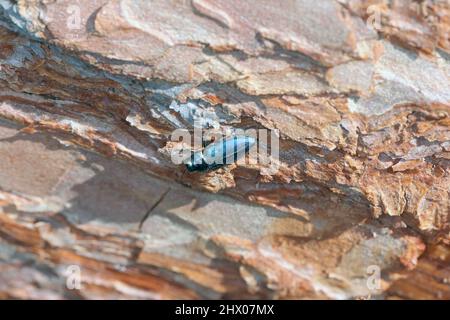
[0, 0, 448, 299]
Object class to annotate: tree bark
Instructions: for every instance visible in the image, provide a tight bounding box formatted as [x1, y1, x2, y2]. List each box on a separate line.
[0, 0, 448, 299]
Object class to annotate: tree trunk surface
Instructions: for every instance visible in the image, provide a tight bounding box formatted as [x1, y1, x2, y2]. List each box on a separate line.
[0, 0, 448, 299]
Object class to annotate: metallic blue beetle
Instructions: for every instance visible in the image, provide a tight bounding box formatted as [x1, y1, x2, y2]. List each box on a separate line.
[185, 135, 256, 172]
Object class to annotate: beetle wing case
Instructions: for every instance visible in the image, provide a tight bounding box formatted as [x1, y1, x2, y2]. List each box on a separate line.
[184, 135, 256, 172]
[203, 135, 256, 166]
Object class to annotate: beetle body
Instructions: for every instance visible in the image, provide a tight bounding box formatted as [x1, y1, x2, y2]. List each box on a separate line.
[186, 135, 256, 172]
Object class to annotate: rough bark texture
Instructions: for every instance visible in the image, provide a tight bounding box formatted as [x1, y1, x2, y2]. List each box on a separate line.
[0, 0, 449, 299]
